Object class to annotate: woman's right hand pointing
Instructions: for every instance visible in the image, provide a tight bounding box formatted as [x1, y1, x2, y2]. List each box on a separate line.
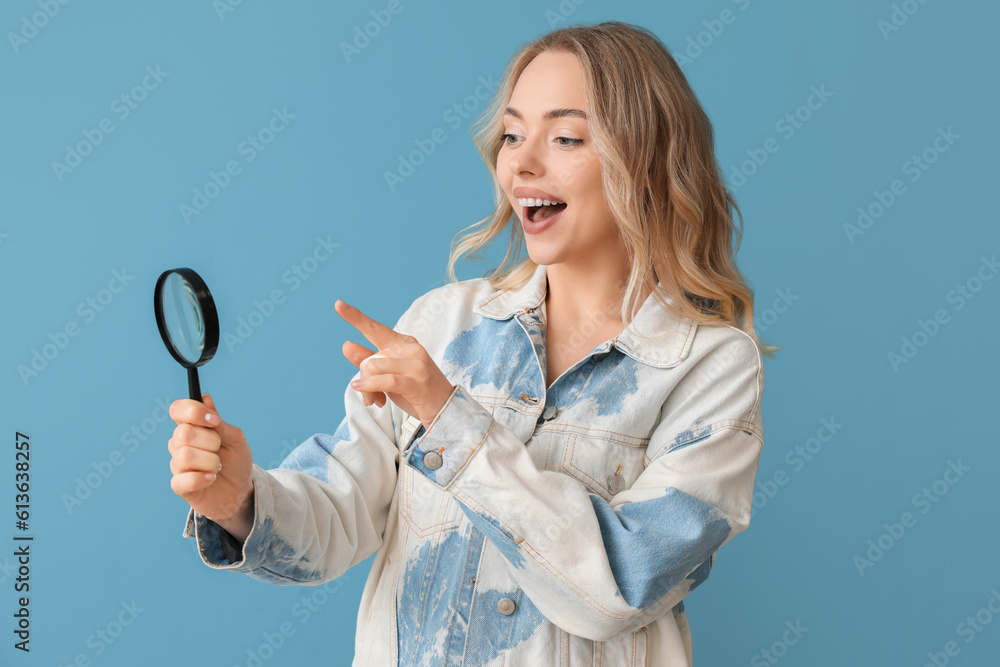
[168, 393, 255, 544]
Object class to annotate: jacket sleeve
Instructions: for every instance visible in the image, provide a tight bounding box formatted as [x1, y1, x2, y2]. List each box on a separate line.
[180, 306, 415, 586]
[402, 332, 764, 640]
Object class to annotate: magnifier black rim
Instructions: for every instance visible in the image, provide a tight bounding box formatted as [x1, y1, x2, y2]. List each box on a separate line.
[153, 267, 220, 368]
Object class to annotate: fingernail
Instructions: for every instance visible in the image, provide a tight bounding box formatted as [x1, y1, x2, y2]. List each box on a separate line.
[205, 413, 218, 424]
[350, 379, 364, 389]
[204, 473, 216, 482]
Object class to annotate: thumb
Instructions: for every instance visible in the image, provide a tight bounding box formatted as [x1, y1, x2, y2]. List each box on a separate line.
[202, 393, 217, 411]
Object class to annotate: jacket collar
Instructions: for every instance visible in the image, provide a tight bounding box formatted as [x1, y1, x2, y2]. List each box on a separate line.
[473, 263, 696, 369]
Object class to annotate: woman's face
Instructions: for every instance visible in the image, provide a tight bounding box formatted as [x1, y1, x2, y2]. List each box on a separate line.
[497, 50, 621, 270]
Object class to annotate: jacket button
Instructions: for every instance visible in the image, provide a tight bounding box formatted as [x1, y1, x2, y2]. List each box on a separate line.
[423, 451, 443, 470]
[541, 405, 558, 420]
[497, 598, 516, 615]
[608, 474, 627, 494]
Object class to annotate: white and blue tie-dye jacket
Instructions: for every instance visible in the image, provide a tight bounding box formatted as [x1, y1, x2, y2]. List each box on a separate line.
[182, 262, 765, 666]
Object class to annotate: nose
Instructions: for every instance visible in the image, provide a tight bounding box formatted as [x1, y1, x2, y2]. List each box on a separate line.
[506, 134, 545, 177]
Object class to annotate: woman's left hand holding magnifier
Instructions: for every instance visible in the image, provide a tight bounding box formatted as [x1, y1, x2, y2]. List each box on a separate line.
[336, 299, 456, 430]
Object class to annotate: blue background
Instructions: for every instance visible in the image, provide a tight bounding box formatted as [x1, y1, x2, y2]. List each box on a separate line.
[1, 1, 997, 665]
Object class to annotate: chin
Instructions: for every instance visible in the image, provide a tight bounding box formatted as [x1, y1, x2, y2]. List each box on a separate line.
[525, 246, 562, 267]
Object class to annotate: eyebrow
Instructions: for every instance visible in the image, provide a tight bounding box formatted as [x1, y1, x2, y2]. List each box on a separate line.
[504, 106, 588, 121]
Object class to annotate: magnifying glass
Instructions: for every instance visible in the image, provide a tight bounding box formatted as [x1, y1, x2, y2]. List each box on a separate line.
[153, 267, 220, 402]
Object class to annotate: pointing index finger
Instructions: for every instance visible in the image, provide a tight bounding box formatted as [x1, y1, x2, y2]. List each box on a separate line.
[335, 299, 399, 350]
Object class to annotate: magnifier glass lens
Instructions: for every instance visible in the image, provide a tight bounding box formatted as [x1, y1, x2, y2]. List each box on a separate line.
[162, 273, 206, 364]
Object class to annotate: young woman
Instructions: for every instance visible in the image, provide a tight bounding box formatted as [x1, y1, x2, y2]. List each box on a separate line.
[169, 21, 776, 666]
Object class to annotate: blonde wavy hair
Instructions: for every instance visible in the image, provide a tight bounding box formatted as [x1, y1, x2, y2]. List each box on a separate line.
[444, 20, 779, 358]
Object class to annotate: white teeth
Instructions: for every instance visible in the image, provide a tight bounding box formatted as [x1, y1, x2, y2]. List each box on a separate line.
[517, 197, 563, 207]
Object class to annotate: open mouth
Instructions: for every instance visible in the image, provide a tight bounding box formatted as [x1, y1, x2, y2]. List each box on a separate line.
[527, 202, 568, 222]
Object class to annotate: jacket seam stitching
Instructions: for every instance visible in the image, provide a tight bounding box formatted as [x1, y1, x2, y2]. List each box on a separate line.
[649, 421, 763, 464]
[562, 435, 613, 502]
[450, 486, 632, 621]
[440, 416, 494, 490]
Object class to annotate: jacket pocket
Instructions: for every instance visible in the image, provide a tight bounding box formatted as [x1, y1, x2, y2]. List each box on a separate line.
[399, 463, 461, 537]
[397, 413, 462, 537]
[560, 431, 647, 502]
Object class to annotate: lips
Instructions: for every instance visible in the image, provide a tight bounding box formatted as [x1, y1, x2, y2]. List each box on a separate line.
[512, 186, 567, 224]
[513, 186, 564, 202]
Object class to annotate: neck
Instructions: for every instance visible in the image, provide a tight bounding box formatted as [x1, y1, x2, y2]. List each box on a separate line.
[544, 257, 648, 327]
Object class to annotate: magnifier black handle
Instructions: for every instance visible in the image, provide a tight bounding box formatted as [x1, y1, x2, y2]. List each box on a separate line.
[188, 367, 203, 403]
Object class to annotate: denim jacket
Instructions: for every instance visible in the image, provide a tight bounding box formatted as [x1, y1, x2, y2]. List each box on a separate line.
[182, 262, 765, 666]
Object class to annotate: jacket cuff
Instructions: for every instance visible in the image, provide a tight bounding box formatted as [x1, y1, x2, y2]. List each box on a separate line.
[181, 464, 275, 572]
[405, 384, 493, 487]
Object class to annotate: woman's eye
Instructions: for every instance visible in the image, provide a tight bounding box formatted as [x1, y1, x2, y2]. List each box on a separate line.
[500, 133, 582, 148]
